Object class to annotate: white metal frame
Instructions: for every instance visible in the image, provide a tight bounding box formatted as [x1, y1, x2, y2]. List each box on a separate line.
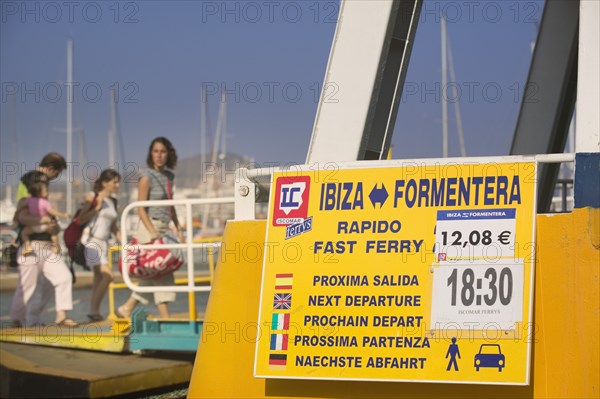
[235, 153, 575, 221]
[577, 0, 600, 153]
[306, 0, 394, 163]
[119, 197, 233, 293]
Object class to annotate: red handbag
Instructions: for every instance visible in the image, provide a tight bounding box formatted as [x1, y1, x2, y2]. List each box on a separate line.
[119, 233, 184, 280]
[120, 174, 183, 279]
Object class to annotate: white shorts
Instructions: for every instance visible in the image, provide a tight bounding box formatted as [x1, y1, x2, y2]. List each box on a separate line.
[83, 238, 109, 267]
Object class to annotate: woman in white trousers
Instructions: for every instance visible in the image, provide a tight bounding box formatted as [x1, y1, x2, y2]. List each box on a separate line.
[10, 241, 77, 327]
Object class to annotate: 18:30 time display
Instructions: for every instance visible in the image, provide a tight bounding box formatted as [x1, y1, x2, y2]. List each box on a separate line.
[447, 267, 513, 307]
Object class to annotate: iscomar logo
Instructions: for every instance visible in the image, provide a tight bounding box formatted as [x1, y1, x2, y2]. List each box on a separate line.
[273, 176, 311, 226]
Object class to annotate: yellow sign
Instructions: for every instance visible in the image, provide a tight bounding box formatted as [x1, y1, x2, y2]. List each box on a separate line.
[255, 161, 537, 385]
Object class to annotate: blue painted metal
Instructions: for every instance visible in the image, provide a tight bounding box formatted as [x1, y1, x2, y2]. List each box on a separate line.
[128, 308, 202, 352]
[574, 153, 600, 209]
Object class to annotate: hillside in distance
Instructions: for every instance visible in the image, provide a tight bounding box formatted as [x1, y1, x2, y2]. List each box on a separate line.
[176, 152, 255, 189]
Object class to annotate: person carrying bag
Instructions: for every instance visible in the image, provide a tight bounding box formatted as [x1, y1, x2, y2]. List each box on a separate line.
[117, 137, 184, 319]
[119, 174, 184, 280]
[75, 169, 121, 322]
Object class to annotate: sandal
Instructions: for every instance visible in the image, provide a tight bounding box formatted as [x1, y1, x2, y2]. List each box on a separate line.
[116, 306, 131, 319]
[56, 318, 79, 328]
[87, 314, 104, 322]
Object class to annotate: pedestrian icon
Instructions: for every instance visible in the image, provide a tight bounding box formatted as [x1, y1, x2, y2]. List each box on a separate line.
[446, 337, 461, 371]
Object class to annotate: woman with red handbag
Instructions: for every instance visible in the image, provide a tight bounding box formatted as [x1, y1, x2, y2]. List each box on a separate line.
[117, 137, 184, 319]
[77, 169, 121, 322]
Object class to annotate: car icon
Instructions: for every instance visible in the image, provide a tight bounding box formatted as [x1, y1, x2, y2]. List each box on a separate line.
[474, 344, 505, 372]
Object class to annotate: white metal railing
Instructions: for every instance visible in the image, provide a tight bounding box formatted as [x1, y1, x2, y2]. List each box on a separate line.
[119, 197, 234, 293]
[234, 153, 577, 220]
[243, 153, 575, 178]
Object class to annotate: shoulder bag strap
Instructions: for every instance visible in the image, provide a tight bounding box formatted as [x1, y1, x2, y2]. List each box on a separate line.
[85, 192, 100, 242]
[149, 172, 179, 229]
[165, 177, 181, 230]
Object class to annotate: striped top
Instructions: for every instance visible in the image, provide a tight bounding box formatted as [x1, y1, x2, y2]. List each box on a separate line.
[142, 168, 174, 223]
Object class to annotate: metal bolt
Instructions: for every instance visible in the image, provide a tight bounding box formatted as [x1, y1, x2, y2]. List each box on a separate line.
[239, 185, 250, 197]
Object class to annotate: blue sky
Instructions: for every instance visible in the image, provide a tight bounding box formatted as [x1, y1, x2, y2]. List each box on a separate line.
[0, 0, 543, 188]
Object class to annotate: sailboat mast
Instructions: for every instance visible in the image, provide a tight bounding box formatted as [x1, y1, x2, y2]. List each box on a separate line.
[10, 96, 18, 189]
[211, 92, 225, 166]
[109, 87, 117, 168]
[201, 91, 227, 233]
[111, 87, 130, 205]
[447, 33, 466, 157]
[220, 99, 227, 161]
[76, 129, 87, 198]
[208, 92, 227, 230]
[217, 94, 227, 228]
[441, 16, 448, 158]
[66, 38, 74, 216]
[200, 84, 207, 197]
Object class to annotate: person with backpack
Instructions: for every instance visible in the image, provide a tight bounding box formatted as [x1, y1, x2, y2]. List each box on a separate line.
[76, 169, 121, 322]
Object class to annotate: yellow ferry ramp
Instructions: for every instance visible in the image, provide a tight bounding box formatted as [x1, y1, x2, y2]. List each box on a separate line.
[0, 341, 193, 398]
[188, 211, 599, 398]
[0, 319, 129, 353]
